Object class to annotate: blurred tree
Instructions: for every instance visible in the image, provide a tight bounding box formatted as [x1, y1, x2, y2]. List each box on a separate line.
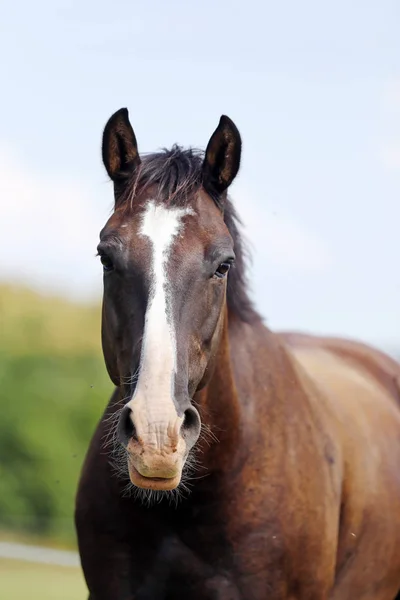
[0, 285, 112, 545]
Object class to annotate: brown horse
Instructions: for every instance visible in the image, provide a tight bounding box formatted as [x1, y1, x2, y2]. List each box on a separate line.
[75, 108, 400, 599]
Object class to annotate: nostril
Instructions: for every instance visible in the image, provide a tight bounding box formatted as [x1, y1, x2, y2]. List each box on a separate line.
[117, 405, 137, 447]
[181, 407, 201, 442]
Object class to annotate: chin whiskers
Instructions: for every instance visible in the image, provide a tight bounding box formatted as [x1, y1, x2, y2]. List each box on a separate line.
[101, 395, 221, 508]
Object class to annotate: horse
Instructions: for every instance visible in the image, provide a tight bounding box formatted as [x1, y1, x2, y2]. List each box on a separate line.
[75, 108, 400, 599]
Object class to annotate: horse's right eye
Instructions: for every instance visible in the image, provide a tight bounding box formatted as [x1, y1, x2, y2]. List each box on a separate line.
[100, 254, 114, 272]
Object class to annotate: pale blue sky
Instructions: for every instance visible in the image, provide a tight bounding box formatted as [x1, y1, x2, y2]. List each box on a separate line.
[1, 0, 399, 350]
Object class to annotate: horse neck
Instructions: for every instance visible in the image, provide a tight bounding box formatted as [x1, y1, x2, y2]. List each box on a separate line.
[194, 307, 265, 472]
[193, 308, 241, 471]
[194, 306, 297, 476]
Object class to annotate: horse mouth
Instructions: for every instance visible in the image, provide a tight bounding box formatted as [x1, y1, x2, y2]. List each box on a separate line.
[128, 464, 181, 491]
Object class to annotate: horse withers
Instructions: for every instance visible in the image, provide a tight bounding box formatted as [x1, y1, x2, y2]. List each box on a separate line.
[75, 108, 400, 599]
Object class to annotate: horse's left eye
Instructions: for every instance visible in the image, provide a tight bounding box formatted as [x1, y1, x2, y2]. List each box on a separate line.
[214, 262, 231, 279]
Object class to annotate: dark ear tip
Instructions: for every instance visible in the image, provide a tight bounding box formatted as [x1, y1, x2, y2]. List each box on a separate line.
[219, 115, 240, 137]
[107, 108, 129, 126]
[219, 114, 235, 127]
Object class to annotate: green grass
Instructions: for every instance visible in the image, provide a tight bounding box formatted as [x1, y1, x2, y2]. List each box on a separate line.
[0, 559, 87, 600]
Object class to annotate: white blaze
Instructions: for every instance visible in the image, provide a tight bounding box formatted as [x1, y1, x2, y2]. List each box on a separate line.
[127, 201, 192, 441]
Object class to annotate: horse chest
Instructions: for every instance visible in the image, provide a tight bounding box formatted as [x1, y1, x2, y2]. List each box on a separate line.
[134, 533, 243, 600]
[131, 526, 291, 600]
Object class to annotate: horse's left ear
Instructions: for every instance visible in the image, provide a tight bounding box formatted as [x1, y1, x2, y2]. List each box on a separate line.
[202, 115, 242, 197]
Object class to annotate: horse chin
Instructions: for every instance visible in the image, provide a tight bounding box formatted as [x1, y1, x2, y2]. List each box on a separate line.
[128, 464, 182, 491]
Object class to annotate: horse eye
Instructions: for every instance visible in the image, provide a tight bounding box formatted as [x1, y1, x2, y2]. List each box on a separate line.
[214, 262, 231, 279]
[100, 253, 114, 272]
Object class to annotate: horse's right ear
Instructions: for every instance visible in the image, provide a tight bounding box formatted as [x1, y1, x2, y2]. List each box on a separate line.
[102, 108, 140, 183]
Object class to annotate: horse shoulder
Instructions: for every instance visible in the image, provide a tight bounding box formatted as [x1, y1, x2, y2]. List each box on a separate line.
[282, 335, 400, 597]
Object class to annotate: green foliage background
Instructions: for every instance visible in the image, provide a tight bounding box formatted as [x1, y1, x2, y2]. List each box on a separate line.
[0, 284, 112, 547]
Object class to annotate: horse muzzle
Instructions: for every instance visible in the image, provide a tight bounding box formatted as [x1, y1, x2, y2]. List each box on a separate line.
[117, 403, 200, 490]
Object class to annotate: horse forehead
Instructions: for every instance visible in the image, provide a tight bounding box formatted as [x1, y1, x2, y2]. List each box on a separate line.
[107, 191, 225, 250]
[139, 201, 195, 245]
[136, 195, 226, 249]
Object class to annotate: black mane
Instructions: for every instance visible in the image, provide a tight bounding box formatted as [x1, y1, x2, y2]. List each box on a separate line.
[119, 145, 261, 325]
